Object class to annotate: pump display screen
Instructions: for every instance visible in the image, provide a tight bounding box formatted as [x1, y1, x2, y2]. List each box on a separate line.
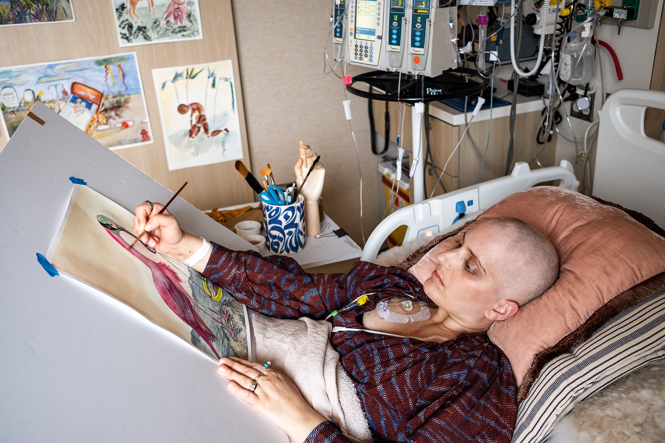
[355, 0, 378, 41]
[413, 0, 429, 13]
[391, 0, 403, 7]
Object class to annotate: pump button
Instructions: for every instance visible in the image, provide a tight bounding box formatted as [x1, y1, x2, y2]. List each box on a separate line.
[414, 56, 421, 64]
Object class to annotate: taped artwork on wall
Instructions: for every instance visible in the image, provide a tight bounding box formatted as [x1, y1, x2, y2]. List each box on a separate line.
[0, 0, 75, 27]
[0, 52, 153, 150]
[46, 184, 250, 361]
[153, 60, 243, 171]
[111, 0, 203, 47]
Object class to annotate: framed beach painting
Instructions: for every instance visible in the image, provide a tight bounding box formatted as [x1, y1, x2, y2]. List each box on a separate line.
[46, 185, 251, 361]
[0, 0, 75, 27]
[152, 60, 242, 171]
[0, 52, 153, 150]
[111, 0, 203, 47]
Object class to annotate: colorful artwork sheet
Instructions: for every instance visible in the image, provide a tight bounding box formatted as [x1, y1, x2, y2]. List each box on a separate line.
[112, 0, 203, 47]
[0, 0, 75, 27]
[0, 52, 153, 150]
[46, 185, 250, 361]
[152, 60, 242, 171]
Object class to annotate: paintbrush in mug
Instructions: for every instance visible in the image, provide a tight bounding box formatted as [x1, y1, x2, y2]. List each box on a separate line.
[130, 181, 188, 250]
[235, 160, 264, 194]
[295, 155, 321, 198]
[260, 167, 274, 187]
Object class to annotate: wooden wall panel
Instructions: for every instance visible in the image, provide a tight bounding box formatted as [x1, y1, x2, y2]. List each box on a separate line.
[0, 0, 254, 211]
[372, 101, 555, 198]
[458, 111, 556, 188]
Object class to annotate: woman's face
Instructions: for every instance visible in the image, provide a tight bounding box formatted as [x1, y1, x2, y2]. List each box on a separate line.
[422, 221, 517, 326]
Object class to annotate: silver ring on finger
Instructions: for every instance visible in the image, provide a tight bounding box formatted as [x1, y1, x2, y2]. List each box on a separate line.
[254, 361, 271, 380]
[248, 379, 258, 393]
[143, 200, 154, 214]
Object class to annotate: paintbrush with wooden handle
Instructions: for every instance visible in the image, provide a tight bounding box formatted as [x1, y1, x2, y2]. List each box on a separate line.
[235, 160, 264, 194]
[130, 181, 188, 250]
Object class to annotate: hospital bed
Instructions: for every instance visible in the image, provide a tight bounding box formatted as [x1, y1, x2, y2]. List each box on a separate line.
[361, 89, 665, 442]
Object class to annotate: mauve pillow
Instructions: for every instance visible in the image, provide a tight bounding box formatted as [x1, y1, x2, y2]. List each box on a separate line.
[406, 187, 665, 385]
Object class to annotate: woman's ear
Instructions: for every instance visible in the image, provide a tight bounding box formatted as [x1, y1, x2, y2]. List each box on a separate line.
[485, 300, 519, 322]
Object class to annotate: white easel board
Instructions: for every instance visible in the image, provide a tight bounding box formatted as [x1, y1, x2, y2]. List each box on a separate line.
[0, 102, 287, 443]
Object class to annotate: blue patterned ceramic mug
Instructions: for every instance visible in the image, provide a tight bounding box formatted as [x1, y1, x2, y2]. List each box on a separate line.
[262, 194, 306, 255]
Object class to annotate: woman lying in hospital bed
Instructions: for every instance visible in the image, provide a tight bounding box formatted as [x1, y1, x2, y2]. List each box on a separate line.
[134, 186, 665, 443]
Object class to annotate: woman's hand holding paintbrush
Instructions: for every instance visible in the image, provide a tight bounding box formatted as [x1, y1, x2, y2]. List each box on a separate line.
[133, 202, 210, 272]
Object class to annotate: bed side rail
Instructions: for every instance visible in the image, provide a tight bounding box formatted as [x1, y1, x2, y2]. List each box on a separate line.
[361, 161, 578, 262]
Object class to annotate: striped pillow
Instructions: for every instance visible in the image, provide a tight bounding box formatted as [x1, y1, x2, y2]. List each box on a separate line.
[512, 289, 665, 443]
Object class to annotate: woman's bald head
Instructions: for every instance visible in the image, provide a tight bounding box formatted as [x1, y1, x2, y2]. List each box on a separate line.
[480, 217, 559, 306]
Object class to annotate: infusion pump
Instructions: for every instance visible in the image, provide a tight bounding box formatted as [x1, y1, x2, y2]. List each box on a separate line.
[343, 0, 457, 76]
[345, 0, 387, 68]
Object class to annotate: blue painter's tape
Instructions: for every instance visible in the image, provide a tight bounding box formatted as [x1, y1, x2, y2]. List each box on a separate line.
[69, 176, 87, 185]
[36, 253, 59, 277]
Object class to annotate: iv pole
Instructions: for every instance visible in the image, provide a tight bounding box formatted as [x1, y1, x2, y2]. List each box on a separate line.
[345, 69, 488, 203]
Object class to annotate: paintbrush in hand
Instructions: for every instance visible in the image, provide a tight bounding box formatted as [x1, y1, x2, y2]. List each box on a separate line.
[130, 181, 188, 250]
[235, 160, 264, 194]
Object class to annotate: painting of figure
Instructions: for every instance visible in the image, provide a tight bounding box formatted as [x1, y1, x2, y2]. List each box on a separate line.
[0, 53, 153, 150]
[0, 0, 75, 26]
[47, 185, 250, 361]
[112, 0, 203, 47]
[152, 60, 242, 171]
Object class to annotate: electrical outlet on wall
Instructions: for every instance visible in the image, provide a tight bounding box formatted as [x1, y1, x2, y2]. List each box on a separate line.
[570, 91, 595, 122]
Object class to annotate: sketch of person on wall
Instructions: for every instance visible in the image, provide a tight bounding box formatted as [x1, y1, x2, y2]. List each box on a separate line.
[162, 0, 189, 26]
[177, 102, 229, 140]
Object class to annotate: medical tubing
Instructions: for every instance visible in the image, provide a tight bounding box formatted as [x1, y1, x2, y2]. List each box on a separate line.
[449, 7, 462, 68]
[505, 0, 525, 175]
[464, 98, 503, 172]
[323, 11, 344, 78]
[483, 3, 515, 42]
[510, 0, 548, 77]
[343, 83, 366, 246]
[474, 73, 495, 184]
[477, 10, 488, 73]
[597, 40, 622, 81]
[429, 114, 478, 199]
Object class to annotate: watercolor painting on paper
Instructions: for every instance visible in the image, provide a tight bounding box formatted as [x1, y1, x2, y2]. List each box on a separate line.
[0, 0, 75, 27]
[0, 53, 152, 150]
[46, 185, 250, 361]
[153, 60, 242, 171]
[112, 0, 203, 47]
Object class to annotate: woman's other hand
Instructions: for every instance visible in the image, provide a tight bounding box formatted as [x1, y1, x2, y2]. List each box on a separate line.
[218, 357, 325, 442]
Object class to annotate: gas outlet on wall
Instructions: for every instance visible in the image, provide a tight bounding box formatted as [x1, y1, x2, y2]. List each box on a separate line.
[570, 91, 595, 122]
